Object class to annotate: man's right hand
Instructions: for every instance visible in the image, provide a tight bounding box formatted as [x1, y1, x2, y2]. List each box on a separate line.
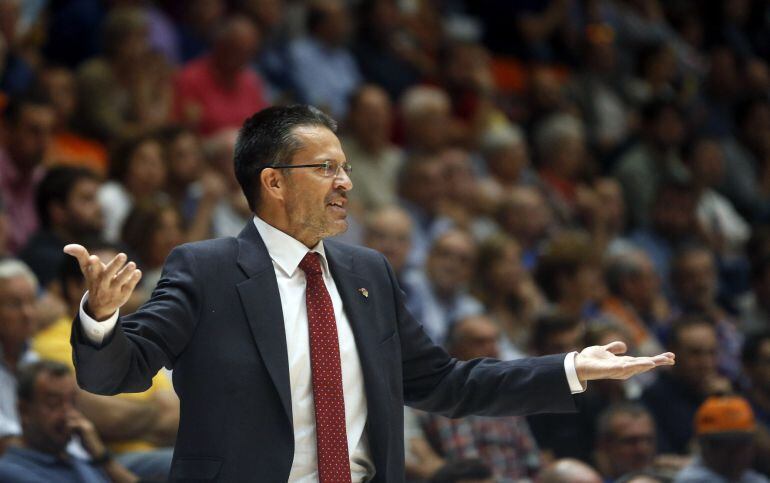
[63, 244, 142, 321]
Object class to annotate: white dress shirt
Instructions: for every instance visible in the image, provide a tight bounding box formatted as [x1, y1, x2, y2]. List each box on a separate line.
[79, 217, 585, 482]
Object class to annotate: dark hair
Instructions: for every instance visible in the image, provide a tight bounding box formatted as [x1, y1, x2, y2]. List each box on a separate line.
[108, 131, 163, 182]
[17, 360, 72, 403]
[640, 96, 682, 125]
[534, 230, 599, 302]
[596, 402, 653, 441]
[428, 458, 493, 483]
[306, 2, 331, 34]
[742, 330, 770, 367]
[121, 199, 181, 268]
[3, 90, 54, 125]
[531, 312, 582, 354]
[734, 95, 770, 130]
[667, 314, 715, 350]
[234, 105, 337, 211]
[35, 166, 100, 228]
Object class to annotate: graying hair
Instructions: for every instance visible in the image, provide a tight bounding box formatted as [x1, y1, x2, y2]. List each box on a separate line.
[480, 124, 525, 157]
[0, 259, 38, 291]
[399, 85, 450, 120]
[534, 113, 585, 161]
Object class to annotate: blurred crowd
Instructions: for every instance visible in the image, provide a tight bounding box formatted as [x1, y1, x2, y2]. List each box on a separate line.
[2, 0, 770, 482]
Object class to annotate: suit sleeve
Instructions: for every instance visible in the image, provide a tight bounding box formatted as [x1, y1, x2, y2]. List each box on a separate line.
[383, 257, 576, 418]
[71, 245, 202, 395]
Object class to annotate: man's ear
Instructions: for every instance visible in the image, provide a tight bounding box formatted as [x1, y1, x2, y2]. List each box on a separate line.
[260, 168, 286, 203]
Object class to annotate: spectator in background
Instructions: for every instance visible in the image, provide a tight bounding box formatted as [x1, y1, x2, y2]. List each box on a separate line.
[289, 0, 361, 118]
[121, 200, 185, 292]
[684, 136, 750, 259]
[613, 98, 688, 229]
[539, 458, 603, 483]
[534, 230, 604, 320]
[398, 153, 453, 269]
[245, 0, 295, 98]
[400, 85, 453, 156]
[174, 16, 269, 136]
[478, 123, 539, 197]
[675, 396, 768, 483]
[0, 0, 35, 97]
[402, 229, 483, 344]
[427, 459, 493, 483]
[160, 126, 227, 242]
[567, 24, 632, 163]
[439, 148, 496, 240]
[98, 132, 168, 243]
[642, 316, 730, 455]
[720, 96, 770, 221]
[19, 167, 103, 289]
[0, 92, 56, 254]
[419, 315, 541, 481]
[202, 128, 254, 238]
[594, 403, 658, 482]
[527, 313, 597, 463]
[176, 0, 226, 63]
[0, 260, 38, 453]
[740, 255, 770, 335]
[496, 186, 554, 271]
[33, 247, 176, 480]
[361, 205, 412, 287]
[474, 234, 545, 358]
[534, 112, 593, 226]
[742, 331, 770, 437]
[601, 248, 668, 357]
[353, 0, 423, 101]
[670, 245, 743, 382]
[628, 181, 701, 291]
[0, 361, 138, 482]
[36, 65, 108, 176]
[76, 7, 171, 142]
[342, 85, 403, 214]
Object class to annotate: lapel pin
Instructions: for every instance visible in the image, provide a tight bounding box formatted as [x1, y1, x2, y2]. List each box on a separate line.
[358, 288, 369, 298]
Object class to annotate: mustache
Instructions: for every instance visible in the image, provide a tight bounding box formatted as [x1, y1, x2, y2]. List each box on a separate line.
[325, 191, 348, 203]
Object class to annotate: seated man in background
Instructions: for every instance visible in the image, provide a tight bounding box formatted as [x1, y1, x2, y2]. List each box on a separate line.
[33, 249, 176, 480]
[0, 360, 137, 482]
[675, 396, 768, 483]
[594, 403, 658, 482]
[419, 315, 541, 481]
[0, 259, 40, 453]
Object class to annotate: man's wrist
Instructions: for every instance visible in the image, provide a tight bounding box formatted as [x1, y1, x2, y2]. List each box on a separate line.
[91, 449, 112, 466]
[85, 301, 114, 322]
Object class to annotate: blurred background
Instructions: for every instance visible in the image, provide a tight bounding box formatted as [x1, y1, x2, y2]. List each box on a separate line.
[2, 0, 770, 482]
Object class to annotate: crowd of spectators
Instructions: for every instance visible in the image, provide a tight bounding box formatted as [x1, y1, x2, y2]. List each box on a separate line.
[2, 0, 770, 481]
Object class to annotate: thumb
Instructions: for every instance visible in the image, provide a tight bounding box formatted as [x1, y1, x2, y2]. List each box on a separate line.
[63, 244, 91, 271]
[603, 340, 627, 355]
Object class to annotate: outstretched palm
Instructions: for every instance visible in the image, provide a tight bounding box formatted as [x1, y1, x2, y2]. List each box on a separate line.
[575, 341, 675, 382]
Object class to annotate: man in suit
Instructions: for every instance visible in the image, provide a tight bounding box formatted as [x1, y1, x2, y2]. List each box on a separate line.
[64, 105, 674, 482]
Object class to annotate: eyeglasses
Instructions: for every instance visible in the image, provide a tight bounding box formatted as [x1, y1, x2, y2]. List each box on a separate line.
[269, 160, 353, 178]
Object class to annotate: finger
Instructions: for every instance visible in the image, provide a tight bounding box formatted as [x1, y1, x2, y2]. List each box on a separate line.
[603, 340, 627, 355]
[649, 353, 676, 365]
[87, 255, 105, 279]
[112, 261, 137, 287]
[63, 244, 91, 272]
[121, 269, 142, 295]
[103, 253, 128, 281]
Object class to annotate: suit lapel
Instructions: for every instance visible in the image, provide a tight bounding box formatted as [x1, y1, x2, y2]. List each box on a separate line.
[325, 243, 391, 474]
[236, 222, 293, 425]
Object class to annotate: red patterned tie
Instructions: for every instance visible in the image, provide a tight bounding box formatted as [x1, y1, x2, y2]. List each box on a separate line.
[299, 252, 352, 483]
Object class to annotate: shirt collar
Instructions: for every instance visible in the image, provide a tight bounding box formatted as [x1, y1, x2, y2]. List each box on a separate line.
[252, 215, 329, 277]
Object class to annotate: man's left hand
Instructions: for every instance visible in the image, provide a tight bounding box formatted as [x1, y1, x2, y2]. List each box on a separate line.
[574, 341, 674, 382]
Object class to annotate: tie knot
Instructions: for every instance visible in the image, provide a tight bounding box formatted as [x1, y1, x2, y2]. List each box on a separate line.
[299, 252, 323, 277]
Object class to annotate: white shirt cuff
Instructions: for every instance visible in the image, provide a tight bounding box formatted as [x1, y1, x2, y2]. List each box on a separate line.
[564, 351, 587, 394]
[78, 292, 119, 345]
